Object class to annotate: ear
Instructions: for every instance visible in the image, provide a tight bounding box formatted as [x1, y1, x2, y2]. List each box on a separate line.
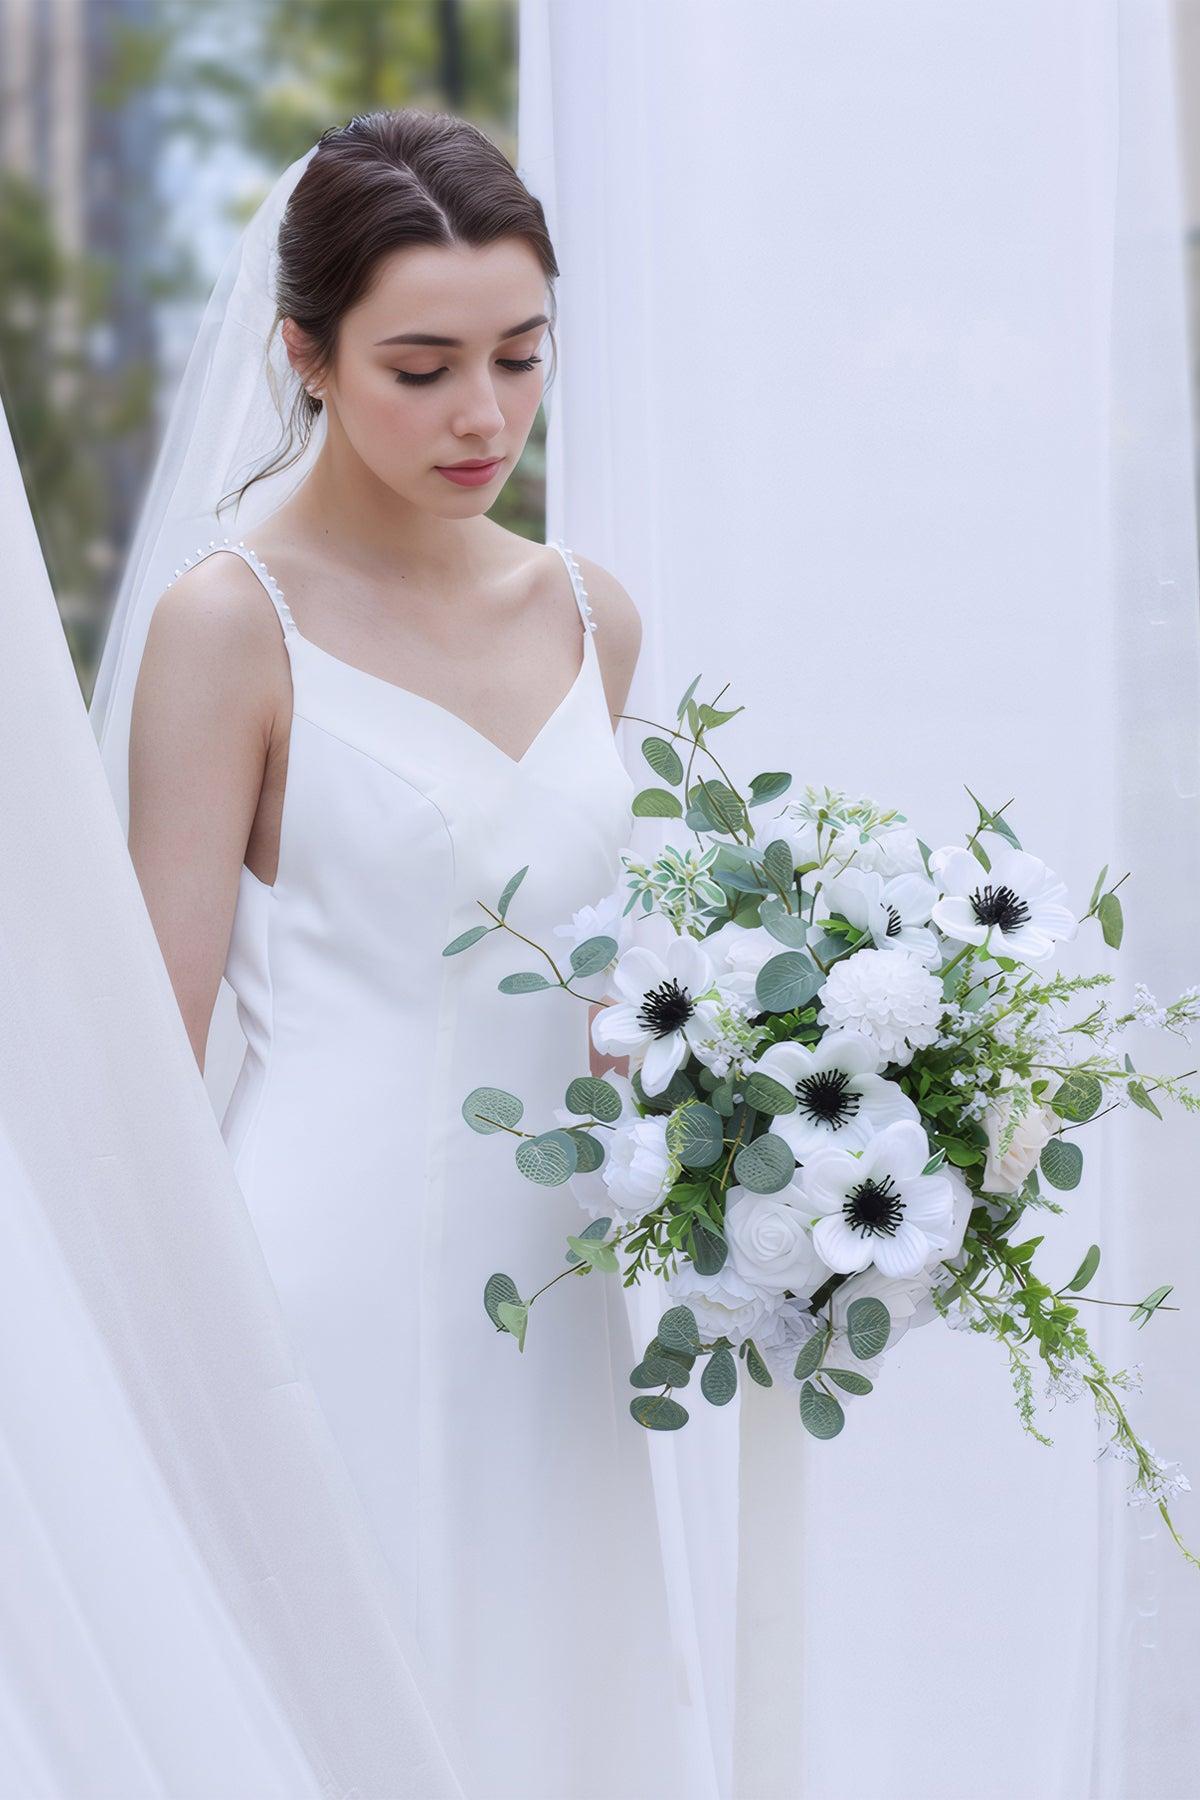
[280, 317, 323, 394]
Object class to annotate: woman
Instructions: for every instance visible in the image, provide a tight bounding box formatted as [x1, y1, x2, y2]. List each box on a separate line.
[101, 109, 714, 1800]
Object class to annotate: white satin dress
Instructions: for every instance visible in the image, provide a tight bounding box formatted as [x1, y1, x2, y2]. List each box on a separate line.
[178, 537, 708, 1800]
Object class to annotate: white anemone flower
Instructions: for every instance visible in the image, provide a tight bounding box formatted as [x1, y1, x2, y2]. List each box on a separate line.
[742, 1029, 921, 1157]
[590, 933, 721, 1095]
[819, 865, 941, 965]
[929, 831, 1078, 965]
[798, 1118, 956, 1279]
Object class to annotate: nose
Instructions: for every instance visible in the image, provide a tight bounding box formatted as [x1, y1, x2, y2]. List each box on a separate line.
[451, 366, 506, 439]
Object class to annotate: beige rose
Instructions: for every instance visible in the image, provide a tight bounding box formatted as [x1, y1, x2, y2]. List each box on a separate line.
[981, 1077, 1060, 1195]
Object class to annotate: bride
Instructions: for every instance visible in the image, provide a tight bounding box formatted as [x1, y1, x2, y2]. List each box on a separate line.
[94, 107, 715, 1800]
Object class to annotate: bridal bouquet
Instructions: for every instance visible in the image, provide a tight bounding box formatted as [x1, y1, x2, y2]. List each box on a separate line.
[447, 675, 1199, 1568]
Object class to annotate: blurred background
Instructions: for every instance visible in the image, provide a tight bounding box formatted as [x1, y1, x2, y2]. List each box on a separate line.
[4, 0, 1200, 703]
[0, 0, 533, 698]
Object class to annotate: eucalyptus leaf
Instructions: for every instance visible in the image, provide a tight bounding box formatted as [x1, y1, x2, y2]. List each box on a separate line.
[666, 1102, 725, 1168]
[564, 1075, 624, 1122]
[761, 839, 794, 895]
[755, 951, 821, 1013]
[632, 787, 684, 818]
[744, 1340, 773, 1387]
[742, 1071, 797, 1116]
[733, 1133, 795, 1194]
[1098, 891, 1124, 948]
[700, 1347, 738, 1405]
[758, 897, 808, 949]
[630, 1394, 690, 1430]
[642, 735, 685, 785]
[823, 1368, 873, 1396]
[1039, 1137, 1083, 1190]
[792, 1332, 826, 1382]
[483, 1271, 521, 1328]
[689, 1216, 728, 1275]
[442, 924, 490, 956]
[676, 674, 702, 721]
[497, 865, 528, 918]
[565, 1233, 619, 1273]
[463, 1087, 523, 1134]
[846, 1296, 892, 1361]
[657, 1304, 703, 1356]
[569, 935, 619, 979]
[1052, 1071, 1103, 1123]
[498, 971, 553, 994]
[799, 1381, 845, 1439]
[747, 772, 792, 806]
[565, 1128, 605, 1173]
[515, 1129, 578, 1185]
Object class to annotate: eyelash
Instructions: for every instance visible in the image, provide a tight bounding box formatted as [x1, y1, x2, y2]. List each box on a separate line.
[394, 355, 543, 387]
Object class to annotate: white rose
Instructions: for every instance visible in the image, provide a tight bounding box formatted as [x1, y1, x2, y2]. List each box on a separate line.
[981, 1077, 1060, 1195]
[724, 1182, 820, 1295]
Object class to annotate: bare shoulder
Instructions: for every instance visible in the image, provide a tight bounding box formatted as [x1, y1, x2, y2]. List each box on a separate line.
[141, 551, 291, 727]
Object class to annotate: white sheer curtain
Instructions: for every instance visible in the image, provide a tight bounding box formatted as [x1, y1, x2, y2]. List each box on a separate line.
[522, 1, 1200, 1795]
[0, 397, 465, 1795]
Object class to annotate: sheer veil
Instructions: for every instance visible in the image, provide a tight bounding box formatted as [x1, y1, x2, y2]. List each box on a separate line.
[88, 140, 328, 1113]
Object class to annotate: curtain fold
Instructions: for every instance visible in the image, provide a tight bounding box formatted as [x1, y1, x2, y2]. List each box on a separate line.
[522, 1, 1200, 1793]
[0, 401, 465, 1797]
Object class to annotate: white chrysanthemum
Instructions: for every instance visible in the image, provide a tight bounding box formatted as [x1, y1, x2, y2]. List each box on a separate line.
[816, 946, 944, 1068]
[600, 1114, 675, 1222]
[743, 1029, 920, 1158]
[819, 865, 941, 965]
[590, 933, 721, 1095]
[799, 1118, 956, 1278]
[929, 830, 1078, 965]
[723, 1179, 821, 1295]
[554, 1071, 640, 1221]
[665, 1257, 784, 1349]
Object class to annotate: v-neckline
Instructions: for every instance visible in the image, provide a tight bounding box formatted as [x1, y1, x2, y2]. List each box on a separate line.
[292, 624, 595, 769]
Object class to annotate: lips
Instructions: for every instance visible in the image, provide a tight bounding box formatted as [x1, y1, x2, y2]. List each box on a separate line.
[438, 458, 501, 470]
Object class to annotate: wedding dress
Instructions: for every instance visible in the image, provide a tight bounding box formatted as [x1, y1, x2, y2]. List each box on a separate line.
[164, 533, 699, 1800]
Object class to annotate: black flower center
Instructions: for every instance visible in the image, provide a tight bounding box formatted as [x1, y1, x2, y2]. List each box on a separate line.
[637, 978, 695, 1038]
[797, 1069, 861, 1129]
[843, 1173, 905, 1240]
[884, 904, 903, 938]
[969, 882, 1031, 933]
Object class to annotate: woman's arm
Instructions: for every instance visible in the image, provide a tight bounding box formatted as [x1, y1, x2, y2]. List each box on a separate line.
[575, 555, 642, 1087]
[127, 559, 285, 1073]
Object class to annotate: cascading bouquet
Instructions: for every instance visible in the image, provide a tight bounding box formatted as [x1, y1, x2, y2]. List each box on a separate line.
[446, 674, 1199, 1568]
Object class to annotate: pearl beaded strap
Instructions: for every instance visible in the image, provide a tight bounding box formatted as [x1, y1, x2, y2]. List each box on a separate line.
[552, 539, 598, 633]
[164, 536, 298, 636]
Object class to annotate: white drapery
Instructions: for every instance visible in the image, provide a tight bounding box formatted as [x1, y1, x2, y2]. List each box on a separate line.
[521, 0, 1200, 1794]
[0, 0, 1197, 1792]
[0, 398, 465, 1795]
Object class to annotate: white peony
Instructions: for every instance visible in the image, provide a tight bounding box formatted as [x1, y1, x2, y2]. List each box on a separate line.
[554, 1070, 640, 1221]
[799, 1118, 957, 1278]
[816, 946, 944, 1068]
[600, 1113, 676, 1222]
[929, 830, 1078, 965]
[819, 865, 941, 966]
[742, 1029, 920, 1158]
[980, 1074, 1061, 1196]
[665, 1257, 785, 1348]
[723, 1179, 822, 1295]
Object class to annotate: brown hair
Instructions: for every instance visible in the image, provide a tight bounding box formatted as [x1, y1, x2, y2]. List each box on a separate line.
[218, 106, 559, 517]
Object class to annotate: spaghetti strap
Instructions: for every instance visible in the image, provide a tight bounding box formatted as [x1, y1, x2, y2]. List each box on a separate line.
[548, 540, 598, 634]
[165, 538, 298, 644]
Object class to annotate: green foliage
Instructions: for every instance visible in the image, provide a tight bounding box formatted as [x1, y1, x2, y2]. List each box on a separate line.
[515, 1129, 577, 1185]
[463, 1087, 523, 1134]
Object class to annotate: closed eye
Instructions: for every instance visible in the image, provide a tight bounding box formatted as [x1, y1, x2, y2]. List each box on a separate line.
[394, 355, 542, 387]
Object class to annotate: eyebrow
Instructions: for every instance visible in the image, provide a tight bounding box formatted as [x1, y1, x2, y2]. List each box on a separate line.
[374, 313, 549, 348]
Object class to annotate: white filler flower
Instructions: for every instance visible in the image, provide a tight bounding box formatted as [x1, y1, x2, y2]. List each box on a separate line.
[665, 1257, 785, 1348]
[819, 865, 941, 965]
[590, 934, 721, 1095]
[742, 1030, 920, 1157]
[816, 946, 944, 1068]
[929, 831, 1078, 964]
[723, 1178, 821, 1295]
[799, 1118, 956, 1278]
